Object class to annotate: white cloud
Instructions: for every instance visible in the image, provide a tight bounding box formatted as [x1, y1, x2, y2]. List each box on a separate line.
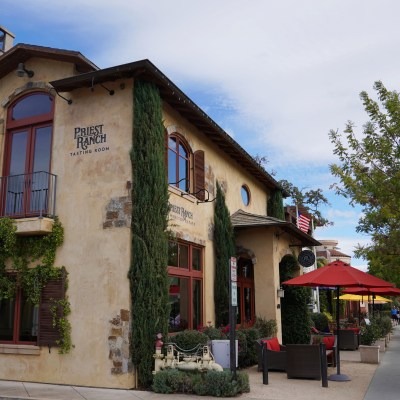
[6, 0, 400, 169]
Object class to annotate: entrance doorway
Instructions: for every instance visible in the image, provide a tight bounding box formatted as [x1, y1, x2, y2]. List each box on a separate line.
[236, 258, 255, 326]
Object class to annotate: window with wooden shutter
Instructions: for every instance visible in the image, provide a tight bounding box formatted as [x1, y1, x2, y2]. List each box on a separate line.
[38, 269, 67, 348]
[193, 150, 205, 201]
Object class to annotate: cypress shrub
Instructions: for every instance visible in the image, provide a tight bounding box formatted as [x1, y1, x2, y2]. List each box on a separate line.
[129, 81, 170, 388]
[214, 181, 235, 327]
[267, 189, 285, 220]
[280, 255, 312, 344]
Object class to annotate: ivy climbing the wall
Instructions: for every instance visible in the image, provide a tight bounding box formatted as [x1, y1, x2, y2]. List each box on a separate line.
[0, 217, 71, 354]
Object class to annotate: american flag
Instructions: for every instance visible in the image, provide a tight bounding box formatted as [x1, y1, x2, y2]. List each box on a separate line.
[298, 212, 311, 233]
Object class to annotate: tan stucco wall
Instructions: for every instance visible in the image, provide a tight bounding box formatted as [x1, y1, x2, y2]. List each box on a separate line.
[0, 59, 135, 388]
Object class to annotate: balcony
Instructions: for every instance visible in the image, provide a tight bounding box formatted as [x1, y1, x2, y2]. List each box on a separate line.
[0, 171, 57, 235]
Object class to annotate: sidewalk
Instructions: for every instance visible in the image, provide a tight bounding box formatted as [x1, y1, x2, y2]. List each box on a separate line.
[364, 323, 400, 400]
[0, 327, 397, 400]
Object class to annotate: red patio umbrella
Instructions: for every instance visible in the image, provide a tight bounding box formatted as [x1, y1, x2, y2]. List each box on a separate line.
[282, 260, 394, 382]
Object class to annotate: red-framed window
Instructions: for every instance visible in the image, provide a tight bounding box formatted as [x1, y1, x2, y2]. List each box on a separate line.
[168, 240, 203, 332]
[3, 92, 54, 217]
[236, 258, 255, 326]
[168, 134, 190, 192]
[0, 271, 66, 346]
[0, 288, 38, 344]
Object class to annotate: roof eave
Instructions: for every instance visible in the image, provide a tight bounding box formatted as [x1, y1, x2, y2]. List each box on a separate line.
[50, 59, 286, 193]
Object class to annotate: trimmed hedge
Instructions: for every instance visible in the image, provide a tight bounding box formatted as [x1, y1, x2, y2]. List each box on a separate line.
[152, 369, 250, 396]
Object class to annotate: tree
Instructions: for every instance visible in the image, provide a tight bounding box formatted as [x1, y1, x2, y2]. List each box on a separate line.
[279, 179, 331, 227]
[252, 154, 330, 226]
[329, 81, 400, 287]
[279, 255, 311, 344]
[214, 181, 235, 327]
[129, 81, 170, 388]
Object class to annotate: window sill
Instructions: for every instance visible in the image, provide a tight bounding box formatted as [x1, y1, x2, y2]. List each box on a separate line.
[15, 217, 54, 236]
[0, 344, 40, 355]
[168, 186, 197, 203]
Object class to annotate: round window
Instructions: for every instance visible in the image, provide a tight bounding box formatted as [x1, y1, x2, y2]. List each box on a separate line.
[241, 185, 250, 206]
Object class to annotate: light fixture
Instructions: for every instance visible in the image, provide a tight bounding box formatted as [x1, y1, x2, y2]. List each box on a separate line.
[277, 287, 285, 298]
[16, 63, 34, 78]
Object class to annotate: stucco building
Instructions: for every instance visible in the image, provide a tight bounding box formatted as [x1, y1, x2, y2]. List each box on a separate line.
[0, 26, 319, 388]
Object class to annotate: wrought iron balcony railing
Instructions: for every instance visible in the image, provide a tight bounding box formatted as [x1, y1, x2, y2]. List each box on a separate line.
[0, 171, 57, 218]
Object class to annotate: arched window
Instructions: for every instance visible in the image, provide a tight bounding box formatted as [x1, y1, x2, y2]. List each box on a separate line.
[3, 92, 54, 217]
[167, 132, 206, 200]
[168, 134, 190, 192]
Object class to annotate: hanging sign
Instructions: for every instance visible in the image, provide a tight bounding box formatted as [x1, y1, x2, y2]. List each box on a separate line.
[298, 250, 315, 268]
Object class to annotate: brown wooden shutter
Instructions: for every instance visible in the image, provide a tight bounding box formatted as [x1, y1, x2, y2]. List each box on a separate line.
[193, 150, 205, 201]
[38, 269, 66, 348]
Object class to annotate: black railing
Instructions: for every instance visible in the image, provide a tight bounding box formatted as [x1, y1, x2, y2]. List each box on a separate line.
[0, 171, 57, 218]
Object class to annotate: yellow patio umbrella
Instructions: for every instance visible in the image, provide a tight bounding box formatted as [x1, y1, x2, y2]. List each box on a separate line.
[336, 294, 391, 303]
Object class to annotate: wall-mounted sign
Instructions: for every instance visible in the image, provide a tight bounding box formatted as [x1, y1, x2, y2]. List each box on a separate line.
[169, 202, 195, 226]
[70, 124, 110, 157]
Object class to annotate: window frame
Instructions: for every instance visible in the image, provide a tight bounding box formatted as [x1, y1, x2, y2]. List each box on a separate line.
[241, 184, 251, 206]
[167, 133, 191, 192]
[236, 258, 255, 326]
[168, 240, 203, 332]
[3, 92, 54, 218]
[0, 287, 37, 345]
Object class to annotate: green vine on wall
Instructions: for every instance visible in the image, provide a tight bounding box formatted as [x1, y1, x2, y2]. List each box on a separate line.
[0, 217, 71, 353]
[50, 298, 72, 354]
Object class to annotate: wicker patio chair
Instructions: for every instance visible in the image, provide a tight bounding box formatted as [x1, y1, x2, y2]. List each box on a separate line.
[335, 329, 359, 350]
[256, 337, 287, 372]
[286, 344, 326, 380]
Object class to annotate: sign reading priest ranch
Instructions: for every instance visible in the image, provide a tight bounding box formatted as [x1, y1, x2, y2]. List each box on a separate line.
[70, 124, 110, 157]
[169, 203, 195, 226]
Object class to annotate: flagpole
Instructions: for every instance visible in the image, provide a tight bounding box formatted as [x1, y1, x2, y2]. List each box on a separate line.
[311, 217, 320, 313]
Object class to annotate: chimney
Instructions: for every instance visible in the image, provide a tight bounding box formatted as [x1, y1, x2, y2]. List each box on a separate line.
[0, 26, 15, 55]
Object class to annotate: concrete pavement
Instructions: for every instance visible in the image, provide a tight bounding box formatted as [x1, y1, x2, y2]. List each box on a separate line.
[0, 326, 397, 400]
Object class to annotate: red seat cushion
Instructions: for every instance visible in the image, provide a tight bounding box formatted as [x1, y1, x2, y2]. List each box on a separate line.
[323, 336, 335, 350]
[264, 337, 280, 352]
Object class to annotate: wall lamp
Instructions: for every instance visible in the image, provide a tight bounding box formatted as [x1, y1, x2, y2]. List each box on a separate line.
[16, 63, 34, 78]
[277, 287, 285, 298]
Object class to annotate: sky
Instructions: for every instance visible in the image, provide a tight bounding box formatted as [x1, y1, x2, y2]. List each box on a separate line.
[3, 0, 399, 271]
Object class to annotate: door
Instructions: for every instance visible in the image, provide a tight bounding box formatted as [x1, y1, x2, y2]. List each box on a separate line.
[4, 93, 53, 217]
[236, 258, 255, 326]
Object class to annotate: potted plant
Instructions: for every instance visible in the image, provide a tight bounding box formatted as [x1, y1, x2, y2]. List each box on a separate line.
[359, 323, 380, 364]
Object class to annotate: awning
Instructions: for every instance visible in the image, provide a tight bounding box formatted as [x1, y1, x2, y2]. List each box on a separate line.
[231, 209, 320, 247]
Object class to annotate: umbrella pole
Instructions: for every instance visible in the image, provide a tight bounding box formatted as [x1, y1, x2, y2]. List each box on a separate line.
[328, 286, 351, 381]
